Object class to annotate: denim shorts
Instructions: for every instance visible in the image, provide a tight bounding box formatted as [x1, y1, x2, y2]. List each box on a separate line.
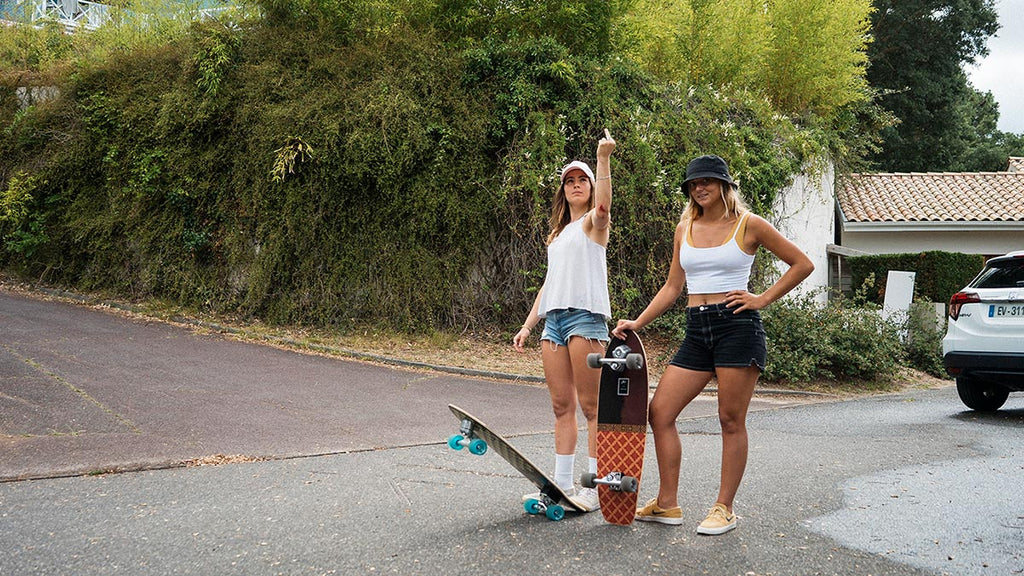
[541, 308, 610, 347]
[670, 303, 767, 372]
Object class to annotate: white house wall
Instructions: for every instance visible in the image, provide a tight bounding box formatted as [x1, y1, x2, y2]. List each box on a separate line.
[839, 228, 1023, 257]
[769, 161, 834, 303]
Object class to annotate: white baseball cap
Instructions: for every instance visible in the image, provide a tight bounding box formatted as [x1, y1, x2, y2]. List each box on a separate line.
[560, 160, 595, 184]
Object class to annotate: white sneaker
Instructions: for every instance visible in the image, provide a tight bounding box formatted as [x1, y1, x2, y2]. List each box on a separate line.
[570, 487, 600, 511]
[522, 486, 575, 504]
[521, 491, 543, 503]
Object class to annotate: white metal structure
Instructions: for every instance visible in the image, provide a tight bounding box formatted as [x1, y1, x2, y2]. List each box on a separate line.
[8, 0, 229, 31]
[27, 0, 107, 30]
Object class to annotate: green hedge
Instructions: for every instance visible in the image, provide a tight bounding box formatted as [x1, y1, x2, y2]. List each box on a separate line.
[1, 11, 823, 330]
[848, 251, 986, 304]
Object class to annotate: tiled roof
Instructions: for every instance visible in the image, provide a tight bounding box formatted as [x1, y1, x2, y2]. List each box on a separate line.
[837, 171, 1024, 223]
[1009, 157, 1024, 172]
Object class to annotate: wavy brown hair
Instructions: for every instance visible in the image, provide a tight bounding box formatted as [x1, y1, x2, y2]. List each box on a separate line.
[546, 176, 594, 244]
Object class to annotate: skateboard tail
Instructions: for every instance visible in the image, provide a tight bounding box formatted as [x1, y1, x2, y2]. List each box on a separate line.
[596, 427, 646, 525]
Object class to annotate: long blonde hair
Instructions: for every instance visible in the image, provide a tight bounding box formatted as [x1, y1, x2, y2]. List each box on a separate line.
[679, 179, 749, 227]
[547, 178, 594, 244]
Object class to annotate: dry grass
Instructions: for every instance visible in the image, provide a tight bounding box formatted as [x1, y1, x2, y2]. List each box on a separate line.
[202, 319, 684, 385]
[1, 276, 951, 394]
[182, 454, 267, 467]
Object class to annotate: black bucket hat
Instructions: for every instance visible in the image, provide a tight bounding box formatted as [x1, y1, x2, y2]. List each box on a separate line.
[683, 155, 736, 192]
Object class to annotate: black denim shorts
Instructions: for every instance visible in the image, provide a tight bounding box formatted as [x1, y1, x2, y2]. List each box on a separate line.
[669, 303, 767, 372]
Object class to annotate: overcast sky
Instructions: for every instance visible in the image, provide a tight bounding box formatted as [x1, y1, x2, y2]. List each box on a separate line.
[966, 0, 1024, 134]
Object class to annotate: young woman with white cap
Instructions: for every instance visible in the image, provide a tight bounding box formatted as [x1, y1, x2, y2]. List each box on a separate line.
[614, 154, 813, 534]
[512, 129, 617, 511]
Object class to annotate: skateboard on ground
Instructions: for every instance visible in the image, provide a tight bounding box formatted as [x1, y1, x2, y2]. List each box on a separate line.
[447, 404, 588, 521]
[582, 330, 649, 525]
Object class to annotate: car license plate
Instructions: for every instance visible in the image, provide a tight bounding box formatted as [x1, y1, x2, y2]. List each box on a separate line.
[989, 304, 1024, 317]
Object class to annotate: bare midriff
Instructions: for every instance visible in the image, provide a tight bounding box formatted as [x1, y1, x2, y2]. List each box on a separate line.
[686, 292, 730, 307]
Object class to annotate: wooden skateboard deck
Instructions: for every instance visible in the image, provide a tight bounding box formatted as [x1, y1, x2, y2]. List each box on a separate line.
[584, 330, 649, 525]
[447, 404, 587, 521]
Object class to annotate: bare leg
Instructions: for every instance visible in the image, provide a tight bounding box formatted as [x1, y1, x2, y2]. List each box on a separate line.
[541, 337, 604, 458]
[647, 365, 713, 509]
[711, 366, 759, 511]
[542, 341, 578, 456]
[567, 336, 604, 458]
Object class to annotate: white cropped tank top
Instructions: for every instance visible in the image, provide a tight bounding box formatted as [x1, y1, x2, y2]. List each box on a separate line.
[679, 212, 755, 294]
[538, 213, 611, 319]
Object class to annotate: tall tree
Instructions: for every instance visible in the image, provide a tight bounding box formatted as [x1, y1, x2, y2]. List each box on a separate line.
[618, 0, 873, 120]
[951, 88, 1005, 172]
[867, 0, 998, 172]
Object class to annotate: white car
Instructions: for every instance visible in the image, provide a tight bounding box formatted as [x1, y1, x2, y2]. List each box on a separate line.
[942, 250, 1024, 411]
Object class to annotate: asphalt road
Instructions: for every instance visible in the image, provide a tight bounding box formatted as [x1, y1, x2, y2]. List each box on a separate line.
[2, 289, 1023, 575]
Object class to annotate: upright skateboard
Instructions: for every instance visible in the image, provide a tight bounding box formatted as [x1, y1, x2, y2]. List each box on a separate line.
[447, 404, 588, 521]
[583, 330, 649, 525]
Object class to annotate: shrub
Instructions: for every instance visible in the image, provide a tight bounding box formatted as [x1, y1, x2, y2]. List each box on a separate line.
[848, 251, 985, 305]
[904, 301, 947, 378]
[645, 286, 924, 386]
[0, 171, 48, 259]
[761, 291, 905, 384]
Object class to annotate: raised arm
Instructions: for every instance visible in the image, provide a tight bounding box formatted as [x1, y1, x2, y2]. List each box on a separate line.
[587, 129, 615, 242]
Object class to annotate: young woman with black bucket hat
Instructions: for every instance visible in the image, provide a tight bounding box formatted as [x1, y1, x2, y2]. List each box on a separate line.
[613, 154, 813, 534]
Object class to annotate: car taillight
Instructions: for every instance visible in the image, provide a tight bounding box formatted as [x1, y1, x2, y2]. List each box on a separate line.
[948, 291, 981, 320]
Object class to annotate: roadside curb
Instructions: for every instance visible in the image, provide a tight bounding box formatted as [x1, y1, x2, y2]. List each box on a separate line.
[24, 284, 828, 397]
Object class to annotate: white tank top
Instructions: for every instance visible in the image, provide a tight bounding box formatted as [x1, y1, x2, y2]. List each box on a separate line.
[538, 213, 611, 319]
[679, 213, 755, 294]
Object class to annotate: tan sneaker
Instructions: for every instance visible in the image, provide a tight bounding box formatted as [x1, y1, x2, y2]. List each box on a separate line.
[696, 503, 736, 535]
[635, 498, 683, 525]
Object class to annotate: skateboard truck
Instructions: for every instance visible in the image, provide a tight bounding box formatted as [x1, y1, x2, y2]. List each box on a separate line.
[447, 419, 488, 455]
[523, 491, 567, 521]
[580, 471, 639, 493]
[587, 345, 644, 371]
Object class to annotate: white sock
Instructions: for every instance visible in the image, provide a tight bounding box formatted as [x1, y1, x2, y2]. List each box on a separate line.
[554, 453, 575, 490]
[589, 457, 598, 475]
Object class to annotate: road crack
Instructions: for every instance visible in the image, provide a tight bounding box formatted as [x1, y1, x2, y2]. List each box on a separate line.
[3, 345, 142, 434]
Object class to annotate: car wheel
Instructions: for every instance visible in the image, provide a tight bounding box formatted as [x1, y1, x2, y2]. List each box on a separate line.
[956, 375, 1009, 411]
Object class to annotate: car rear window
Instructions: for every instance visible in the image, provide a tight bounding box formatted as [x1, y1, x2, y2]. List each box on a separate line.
[972, 259, 1024, 289]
